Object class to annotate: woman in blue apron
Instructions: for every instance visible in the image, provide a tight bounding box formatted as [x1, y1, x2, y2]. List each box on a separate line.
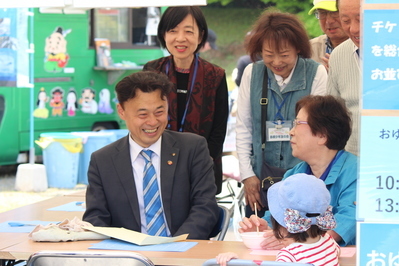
[236, 10, 328, 217]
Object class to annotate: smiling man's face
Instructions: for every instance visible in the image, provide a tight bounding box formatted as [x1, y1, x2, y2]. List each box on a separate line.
[317, 9, 348, 47]
[339, 0, 361, 47]
[117, 89, 168, 148]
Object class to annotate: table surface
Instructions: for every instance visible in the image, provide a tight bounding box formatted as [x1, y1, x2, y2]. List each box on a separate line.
[0, 194, 356, 266]
[64, 190, 86, 197]
[0, 195, 85, 254]
[1, 239, 356, 266]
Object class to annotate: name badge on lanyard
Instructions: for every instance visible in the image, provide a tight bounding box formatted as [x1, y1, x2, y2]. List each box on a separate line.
[266, 120, 291, 142]
[266, 91, 291, 142]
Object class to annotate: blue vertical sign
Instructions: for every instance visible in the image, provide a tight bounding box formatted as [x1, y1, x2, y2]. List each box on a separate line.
[358, 223, 399, 265]
[360, 8, 399, 220]
[362, 10, 399, 110]
[366, 0, 399, 3]
[360, 7, 399, 220]
[358, 116, 399, 221]
[359, 3, 399, 266]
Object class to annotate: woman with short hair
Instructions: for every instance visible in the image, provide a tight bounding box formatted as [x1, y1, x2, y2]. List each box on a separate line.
[239, 95, 357, 248]
[143, 6, 229, 194]
[236, 9, 328, 217]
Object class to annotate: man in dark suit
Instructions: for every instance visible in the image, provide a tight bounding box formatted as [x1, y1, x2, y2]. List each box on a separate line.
[83, 71, 219, 240]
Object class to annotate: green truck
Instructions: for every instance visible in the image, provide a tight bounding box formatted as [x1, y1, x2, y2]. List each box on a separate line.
[0, 7, 166, 165]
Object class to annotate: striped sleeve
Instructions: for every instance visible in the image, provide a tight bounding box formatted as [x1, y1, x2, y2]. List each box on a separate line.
[278, 234, 340, 266]
[276, 249, 296, 262]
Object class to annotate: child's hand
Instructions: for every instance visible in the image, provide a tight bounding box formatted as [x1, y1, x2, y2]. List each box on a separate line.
[216, 252, 238, 266]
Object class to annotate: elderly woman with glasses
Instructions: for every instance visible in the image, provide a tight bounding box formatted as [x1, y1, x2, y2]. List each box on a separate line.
[238, 95, 357, 248]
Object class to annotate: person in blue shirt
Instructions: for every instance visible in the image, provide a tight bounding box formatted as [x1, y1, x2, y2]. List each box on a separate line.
[238, 95, 357, 247]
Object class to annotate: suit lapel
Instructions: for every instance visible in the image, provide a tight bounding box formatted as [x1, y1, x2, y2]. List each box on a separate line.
[112, 136, 141, 229]
[159, 131, 179, 229]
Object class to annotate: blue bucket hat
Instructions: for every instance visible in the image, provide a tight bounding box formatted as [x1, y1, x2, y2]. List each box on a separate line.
[267, 173, 335, 233]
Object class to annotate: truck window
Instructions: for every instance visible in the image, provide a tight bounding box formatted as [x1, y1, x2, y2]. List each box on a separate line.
[91, 7, 160, 49]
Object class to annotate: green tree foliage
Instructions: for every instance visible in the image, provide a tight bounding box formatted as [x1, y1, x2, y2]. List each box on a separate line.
[207, 0, 269, 8]
[266, 0, 312, 14]
[206, 0, 322, 39]
[208, 0, 312, 12]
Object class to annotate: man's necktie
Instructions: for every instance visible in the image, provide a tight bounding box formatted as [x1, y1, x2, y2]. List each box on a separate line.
[141, 149, 168, 237]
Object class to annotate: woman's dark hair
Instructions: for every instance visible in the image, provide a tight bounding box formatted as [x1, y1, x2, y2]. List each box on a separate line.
[246, 9, 311, 62]
[115, 71, 173, 108]
[157, 6, 208, 54]
[295, 95, 352, 150]
[271, 215, 326, 243]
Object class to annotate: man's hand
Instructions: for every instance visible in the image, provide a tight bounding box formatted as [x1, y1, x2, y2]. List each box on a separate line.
[242, 176, 262, 211]
[321, 53, 330, 72]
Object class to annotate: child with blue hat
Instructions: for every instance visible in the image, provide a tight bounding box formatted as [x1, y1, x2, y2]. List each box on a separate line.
[216, 173, 340, 265]
[269, 173, 339, 264]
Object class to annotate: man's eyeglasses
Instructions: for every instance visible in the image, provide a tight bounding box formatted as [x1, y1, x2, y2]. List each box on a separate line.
[292, 119, 308, 128]
[314, 10, 340, 20]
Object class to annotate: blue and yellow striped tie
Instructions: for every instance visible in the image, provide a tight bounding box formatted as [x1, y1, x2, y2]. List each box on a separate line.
[141, 149, 168, 237]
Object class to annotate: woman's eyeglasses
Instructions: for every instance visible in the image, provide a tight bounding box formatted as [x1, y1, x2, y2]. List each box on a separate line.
[314, 10, 340, 20]
[292, 119, 308, 128]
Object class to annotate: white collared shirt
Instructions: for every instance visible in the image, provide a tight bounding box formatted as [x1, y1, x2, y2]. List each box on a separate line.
[274, 60, 296, 90]
[128, 135, 171, 235]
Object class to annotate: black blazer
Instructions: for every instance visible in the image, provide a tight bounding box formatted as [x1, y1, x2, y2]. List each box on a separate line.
[83, 130, 219, 240]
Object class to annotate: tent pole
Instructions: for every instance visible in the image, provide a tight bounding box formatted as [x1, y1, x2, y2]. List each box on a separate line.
[28, 8, 35, 164]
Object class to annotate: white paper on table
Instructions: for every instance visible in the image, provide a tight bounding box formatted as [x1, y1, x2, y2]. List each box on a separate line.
[82, 226, 188, 245]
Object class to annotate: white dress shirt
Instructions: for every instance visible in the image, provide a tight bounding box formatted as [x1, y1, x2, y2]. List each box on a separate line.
[128, 135, 171, 235]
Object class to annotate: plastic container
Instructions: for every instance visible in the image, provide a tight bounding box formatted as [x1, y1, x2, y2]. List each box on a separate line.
[35, 132, 82, 189]
[100, 129, 129, 140]
[71, 131, 117, 184]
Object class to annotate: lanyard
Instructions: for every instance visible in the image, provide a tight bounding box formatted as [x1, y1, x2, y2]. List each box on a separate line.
[271, 84, 290, 122]
[306, 150, 344, 181]
[165, 54, 199, 132]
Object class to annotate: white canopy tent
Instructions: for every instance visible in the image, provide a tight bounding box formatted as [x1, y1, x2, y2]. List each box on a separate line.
[0, 0, 206, 9]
